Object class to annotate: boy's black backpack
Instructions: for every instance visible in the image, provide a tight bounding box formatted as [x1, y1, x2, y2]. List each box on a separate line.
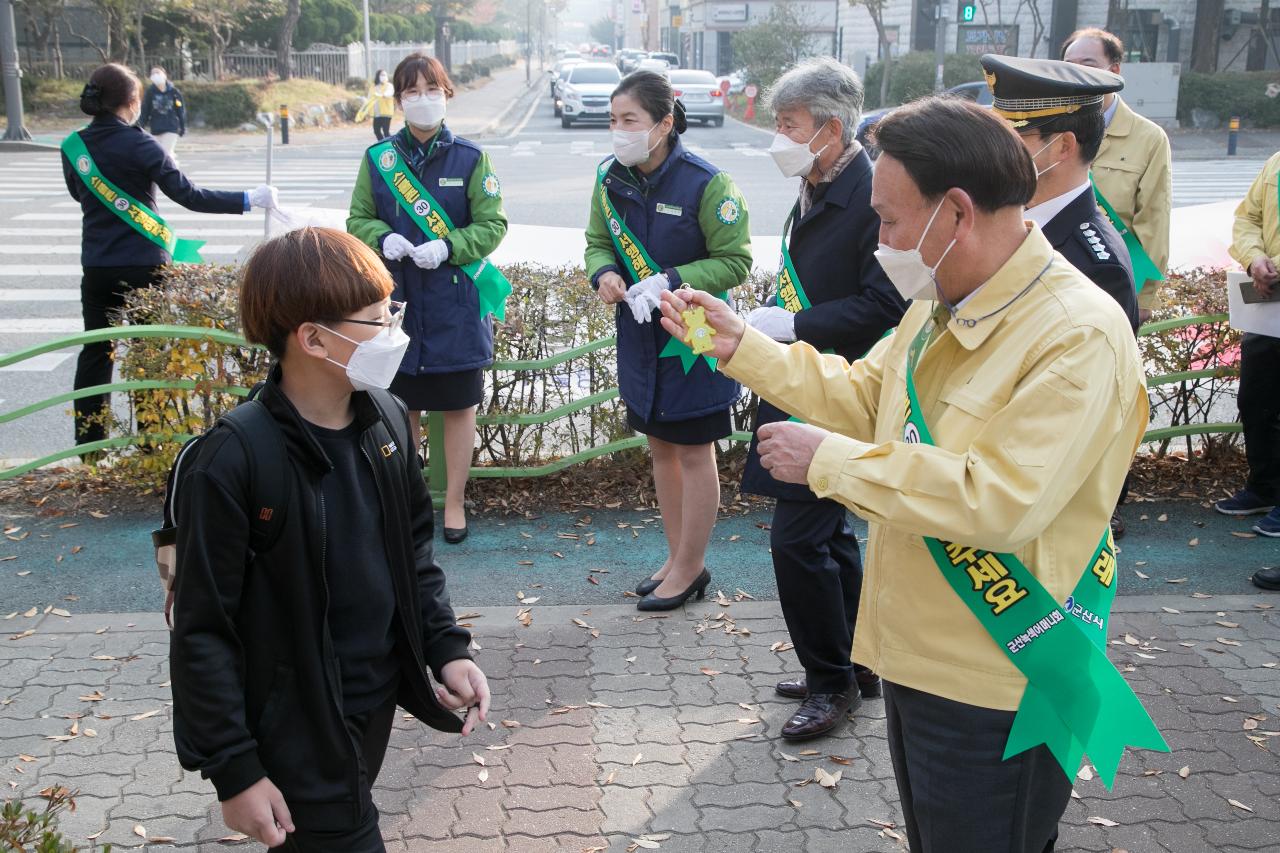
[152, 385, 411, 628]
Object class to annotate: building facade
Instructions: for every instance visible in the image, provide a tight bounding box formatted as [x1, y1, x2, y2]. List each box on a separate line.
[665, 0, 842, 74]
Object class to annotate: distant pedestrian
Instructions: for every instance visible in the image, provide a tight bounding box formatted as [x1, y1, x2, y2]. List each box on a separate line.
[356, 69, 396, 140]
[1219, 152, 1280, 585]
[171, 227, 490, 853]
[138, 66, 185, 162]
[347, 52, 510, 544]
[61, 63, 277, 457]
[584, 70, 752, 611]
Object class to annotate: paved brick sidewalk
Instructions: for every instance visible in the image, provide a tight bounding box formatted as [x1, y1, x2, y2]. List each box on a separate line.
[2, 594, 1277, 852]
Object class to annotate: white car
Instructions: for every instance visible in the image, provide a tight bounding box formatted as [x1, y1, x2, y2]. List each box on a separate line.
[634, 58, 670, 74]
[669, 69, 725, 127]
[560, 62, 622, 128]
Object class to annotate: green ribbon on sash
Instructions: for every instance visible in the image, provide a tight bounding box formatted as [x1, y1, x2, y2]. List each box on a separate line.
[902, 317, 1167, 787]
[775, 204, 812, 312]
[61, 131, 205, 264]
[1091, 175, 1163, 292]
[594, 158, 716, 374]
[370, 138, 511, 321]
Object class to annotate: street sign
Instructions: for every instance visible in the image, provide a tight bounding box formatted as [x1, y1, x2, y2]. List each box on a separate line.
[744, 84, 758, 98]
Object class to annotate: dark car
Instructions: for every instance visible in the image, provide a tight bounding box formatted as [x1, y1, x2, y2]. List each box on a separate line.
[856, 81, 993, 158]
[649, 51, 680, 69]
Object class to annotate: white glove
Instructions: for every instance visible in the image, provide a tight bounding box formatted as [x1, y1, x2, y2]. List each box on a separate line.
[248, 184, 278, 210]
[382, 233, 414, 261]
[746, 305, 797, 342]
[623, 273, 669, 324]
[409, 239, 450, 270]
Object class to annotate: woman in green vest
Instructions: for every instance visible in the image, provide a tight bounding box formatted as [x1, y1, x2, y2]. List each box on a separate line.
[584, 71, 752, 610]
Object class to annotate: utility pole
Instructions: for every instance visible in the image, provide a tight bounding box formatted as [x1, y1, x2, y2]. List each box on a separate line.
[525, 0, 532, 83]
[0, 0, 29, 142]
[833, 0, 839, 59]
[933, 1, 947, 92]
[362, 0, 372, 82]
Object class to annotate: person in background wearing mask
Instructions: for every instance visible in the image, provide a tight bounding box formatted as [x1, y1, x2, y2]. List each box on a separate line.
[743, 57, 905, 741]
[1217, 153, 1280, 563]
[1062, 27, 1171, 324]
[347, 52, 509, 544]
[61, 63, 276, 456]
[171, 227, 490, 853]
[138, 65, 186, 161]
[983, 55, 1140, 541]
[356, 69, 396, 140]
[661, 96, 1165, 851]
[584, 70, 752, 610]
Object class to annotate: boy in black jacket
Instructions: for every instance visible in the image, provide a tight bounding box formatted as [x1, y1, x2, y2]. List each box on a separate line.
[170, 227, 489, 852]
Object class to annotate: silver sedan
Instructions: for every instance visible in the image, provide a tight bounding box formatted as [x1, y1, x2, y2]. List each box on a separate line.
[668, 69, 725, 127]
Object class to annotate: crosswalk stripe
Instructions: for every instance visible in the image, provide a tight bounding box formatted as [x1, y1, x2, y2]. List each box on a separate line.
[0, 289, 79, 301]
[11, 212, 277, 222]
[0, 318, 82, 333]
[0, 245, 241, 255]
[0, 353, 73, 372]
[0, 227, 267, 237]
[0, 265, 91, 276]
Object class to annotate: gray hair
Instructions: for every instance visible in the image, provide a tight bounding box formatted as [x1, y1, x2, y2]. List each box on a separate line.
[764, 56, 864, 147]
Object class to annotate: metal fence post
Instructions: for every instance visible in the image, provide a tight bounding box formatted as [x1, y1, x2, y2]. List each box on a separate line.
[426, 410, 447, 509]
[260, 114, 274, 239]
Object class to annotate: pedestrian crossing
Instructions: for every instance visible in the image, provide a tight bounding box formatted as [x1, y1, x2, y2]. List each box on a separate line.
[1170, 158, 1266, 208]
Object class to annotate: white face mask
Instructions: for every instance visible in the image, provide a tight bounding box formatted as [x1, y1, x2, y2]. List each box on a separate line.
[402, 92, 446, 129]
[873, 198, 957, 302]
[612, 124, 659, 167]
[1030, 133, 1062, 180]
[150, 72, 166, 88]
[376, 73, 387, 84]
[318, 323, 410, 391]
[768, 124, 829, 178]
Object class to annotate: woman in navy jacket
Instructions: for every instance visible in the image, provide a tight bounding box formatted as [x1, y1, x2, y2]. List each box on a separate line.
[61, 63, 276, 454]
[347, 53, 508, 544]
[584, 71, 752, 610]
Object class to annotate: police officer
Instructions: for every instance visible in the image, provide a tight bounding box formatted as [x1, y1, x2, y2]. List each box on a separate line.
[1062, 28, 1172, 323]
[347, 52, 509, 544]
[982, 54, 1138, 331]
[742, 57, 907, 740]
[62, 63, 276, 455]
[584, 70, 752, 611]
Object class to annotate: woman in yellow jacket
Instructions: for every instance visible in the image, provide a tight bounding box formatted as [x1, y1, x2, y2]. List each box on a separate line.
[357, 69, 396, 140]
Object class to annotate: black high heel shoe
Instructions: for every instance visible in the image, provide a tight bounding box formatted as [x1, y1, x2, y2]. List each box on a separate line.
[443, 526, 469, 544]
[637, 569, 711, 612]
[635, 577, 662, 596]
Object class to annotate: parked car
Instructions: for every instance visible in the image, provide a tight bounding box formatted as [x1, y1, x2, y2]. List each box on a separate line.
[560, 62, 623, 128]
[856, 81, 993, 157]
[590, 44, 613, 59]
[634, 58, 670, 74]
[649, 51, 680, 69]
[617, 49, 647, 73]
[668, 69, 725, 127]
[550, 56, 583, 98]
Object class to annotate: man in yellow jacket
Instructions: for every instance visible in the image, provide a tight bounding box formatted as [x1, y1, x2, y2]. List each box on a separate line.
[1063, 27, 1172, 321]
[662, 97, 1156, 851]
[1222, 153, 1280, 586]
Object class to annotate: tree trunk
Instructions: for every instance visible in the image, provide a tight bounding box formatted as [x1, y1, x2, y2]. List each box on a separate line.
[1190, 0, 1224, 72]
[277, 0, 301, 80]
[1248, 0, 1270, 70]
[135, 4, 146, 70]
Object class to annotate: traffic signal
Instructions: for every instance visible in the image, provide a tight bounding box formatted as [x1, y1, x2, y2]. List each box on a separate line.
[959, 2, 977, 22]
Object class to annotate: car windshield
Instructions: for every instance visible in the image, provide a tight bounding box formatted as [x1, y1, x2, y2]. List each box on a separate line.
[669, 71, 715, 85]
[571, 66, 621, 84]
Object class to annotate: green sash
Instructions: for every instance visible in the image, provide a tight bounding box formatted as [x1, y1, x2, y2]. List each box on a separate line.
[61, 131, 205, 264]
[902, 316, 1167, 787]
[370, 139, 511, 321]
[594, 158, 715, 374]
[1091, 176, 1163, 291]
[775, 205, 812, 312]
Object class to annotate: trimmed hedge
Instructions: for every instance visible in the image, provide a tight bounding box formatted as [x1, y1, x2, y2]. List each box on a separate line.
[1178, 70, 1280, 128]
[180, 81, 260, 129]
[863, 51, 985, 109]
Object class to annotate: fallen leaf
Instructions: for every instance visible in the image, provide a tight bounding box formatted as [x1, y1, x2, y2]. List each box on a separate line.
[1227, 798, 1253, 812]
[1157, 513, 1168, 522]
[134, 825, 147, 839]
[1077, 764, 1095, 781]
[88, 511, 109, 519]
[1086, 816, 1119, 827]
[1231, 531, 1258, 539]
[50, 608, 71, 618]
[477, 768, 489, 784]
[778, 752, 799, 762]
[1188, 538, 1199, 547]
[15, 571, 30, 578]
[1160, 607, 1180, 614]
[1134, 570, 1150, 580]
[130, 709, 162, 721]
[1165, 578, 1188, 584]
[1191, 592, 1214, 599]
[789, 798, 802, 808]
[699, 668, 721, 677]
[472, 752, 486, 766]
[1178, 766, 1190, 779]
[22, 607, 36, 617]
[1216, 621, 1240, 629]
[1123, 634, 1140, 646]
[1243, 719, 1259, 731]
[814, 767, 842, 788]
[632, 752, 642, 766]
[1217, 637, 1242, 647]
[1223, 696, 1239, 703]
[217, 834, 249, 843]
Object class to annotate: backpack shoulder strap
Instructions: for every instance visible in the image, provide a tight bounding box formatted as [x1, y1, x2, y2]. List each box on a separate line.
[365, 389, 413, 464]
[219, 398, 290, 553]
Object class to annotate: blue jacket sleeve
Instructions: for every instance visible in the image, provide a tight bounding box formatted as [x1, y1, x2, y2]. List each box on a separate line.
[792, 202, 907, 358]
[145, 136, 245, 214]
[61, 151, 82, 202]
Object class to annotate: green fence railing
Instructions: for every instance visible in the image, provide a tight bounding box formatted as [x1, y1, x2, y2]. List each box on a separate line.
[0, 315, 1245, 497]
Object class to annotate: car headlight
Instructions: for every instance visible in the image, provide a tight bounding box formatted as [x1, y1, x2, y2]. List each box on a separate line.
[563, 87, 581, 102]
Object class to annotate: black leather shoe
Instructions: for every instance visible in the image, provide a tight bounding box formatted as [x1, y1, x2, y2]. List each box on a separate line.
[854, 665, 882, 698]
[1252, 566, 1280, 591]
[776, 677, 807, 700]
[1110, 510, 1126, 541]
[443, 526, 469, 544]
[781, 691, 856, 740]
[635, 577, 662, 596]
[637, 569, 711, 612]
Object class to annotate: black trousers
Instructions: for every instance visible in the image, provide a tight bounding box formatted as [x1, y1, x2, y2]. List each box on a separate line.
[884, 681, 1072, 853]
[1238, 333, 1280, 502]
[770, 497, 863, 695]
[281, 696, 397, 853]
[74, 266, 163, 447]
[372, 116, 392, 139]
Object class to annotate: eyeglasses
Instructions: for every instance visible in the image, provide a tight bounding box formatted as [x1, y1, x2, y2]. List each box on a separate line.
[334, 300, 406, 334]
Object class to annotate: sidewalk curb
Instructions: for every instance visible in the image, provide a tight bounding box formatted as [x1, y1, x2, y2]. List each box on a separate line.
[477, 74, 541, 139]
